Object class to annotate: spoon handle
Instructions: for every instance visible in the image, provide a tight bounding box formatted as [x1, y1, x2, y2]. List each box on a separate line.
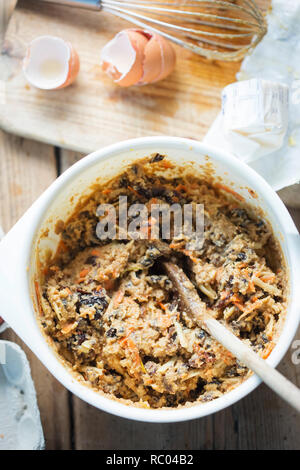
[204, 314, 300, 413]
[163, 261, 300, 413]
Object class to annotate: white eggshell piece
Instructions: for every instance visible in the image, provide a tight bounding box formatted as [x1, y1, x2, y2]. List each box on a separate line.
[23, 36, 71, 90]
[100, 31, 137, 82]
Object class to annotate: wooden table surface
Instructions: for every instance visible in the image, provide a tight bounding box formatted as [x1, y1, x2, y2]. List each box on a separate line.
[0, 130, 299, 450]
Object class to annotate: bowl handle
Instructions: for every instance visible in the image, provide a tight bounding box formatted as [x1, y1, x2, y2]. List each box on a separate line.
[0, 212, 34, 339]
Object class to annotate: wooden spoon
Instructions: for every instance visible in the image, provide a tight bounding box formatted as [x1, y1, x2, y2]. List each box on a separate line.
[163, 261, 300, 412]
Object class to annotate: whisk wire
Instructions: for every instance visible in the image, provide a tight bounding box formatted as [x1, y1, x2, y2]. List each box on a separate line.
[103, 5, 260, 59]
[103, 0, 268, 60]
[103, 6, 242, 57]
[41, 0, 266, 59]
[103, 0, 264, 22]
[102, 0, 262, 30]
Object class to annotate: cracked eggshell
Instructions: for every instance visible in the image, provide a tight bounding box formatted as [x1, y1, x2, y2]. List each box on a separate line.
[23, 35, 80, 90]
[101, 30, 147, 87]
[140, 32, 176, 85]
[101, 29, 176, 87]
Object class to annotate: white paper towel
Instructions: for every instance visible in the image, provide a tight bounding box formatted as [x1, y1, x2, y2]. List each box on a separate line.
[205, 0, 300, 192]
[222, 79, 289, 163]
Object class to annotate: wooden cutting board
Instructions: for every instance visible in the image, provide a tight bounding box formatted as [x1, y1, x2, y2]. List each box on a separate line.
[0, 0, 253, 154]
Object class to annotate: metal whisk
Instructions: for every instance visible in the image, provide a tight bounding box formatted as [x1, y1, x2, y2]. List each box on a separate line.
[42, 0, 267, 61]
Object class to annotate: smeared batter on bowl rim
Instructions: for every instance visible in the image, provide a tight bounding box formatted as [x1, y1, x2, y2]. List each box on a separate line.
[36, 156, 287, 409]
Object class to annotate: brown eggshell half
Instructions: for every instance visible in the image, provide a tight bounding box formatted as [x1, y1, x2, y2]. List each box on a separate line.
[58, 42, 80, 89]
[101, 29, 176, 87]
[140, 35, 162, 84]
[101, 30, 148, 87]
[154, 34, 176, 83]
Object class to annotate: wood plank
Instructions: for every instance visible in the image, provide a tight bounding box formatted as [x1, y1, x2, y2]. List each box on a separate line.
[60, 149, 300, 450]
[60, 148, 83, 174]
[1, 0, 262, 154]
[0, 132, 72, 450]
[0, 1, 17, 49]
[5, 0, 299, 207]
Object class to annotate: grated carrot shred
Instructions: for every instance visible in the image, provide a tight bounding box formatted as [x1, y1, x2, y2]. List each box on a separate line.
[128, 186, 141, 198]
[91, 249, 101, 256]
[79, 268, 90, 278]
[34, 280, 43, 315]
[262, 342, 275, 359]
[175, 184, 187, 192]
[215, 183, 245, 202]
[114, 290, 124, 307]
[161, 160, 174, 169]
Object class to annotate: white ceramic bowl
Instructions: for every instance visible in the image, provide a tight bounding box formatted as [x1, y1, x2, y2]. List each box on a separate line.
[0, 137, 299, 423]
